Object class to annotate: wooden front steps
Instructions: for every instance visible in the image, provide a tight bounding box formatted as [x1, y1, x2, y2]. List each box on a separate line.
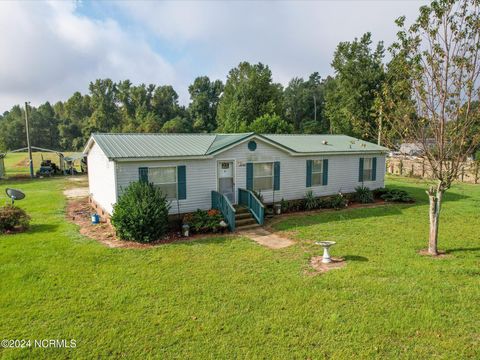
[234, 206, 261, 231]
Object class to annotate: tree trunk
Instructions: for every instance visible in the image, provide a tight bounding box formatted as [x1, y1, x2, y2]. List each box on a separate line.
[426, 184, 443, 255]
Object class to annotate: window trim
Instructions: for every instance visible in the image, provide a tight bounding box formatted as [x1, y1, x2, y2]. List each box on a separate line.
[363, 157, 374, 182]
[148, 165, 178, 200]
[311, 159, 324, 186]
[253, 161, 274, 192]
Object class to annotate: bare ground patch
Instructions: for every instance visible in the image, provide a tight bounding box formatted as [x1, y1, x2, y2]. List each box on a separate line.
[308, 256, 346, 275]
[418, 249, 451, 258]
[64, 188, 90, 199]
[66, 197, 232, 249]
[238, 227, 295, 249]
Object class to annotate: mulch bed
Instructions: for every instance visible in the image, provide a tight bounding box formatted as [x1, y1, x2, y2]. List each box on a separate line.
[66, 197, 228, 249]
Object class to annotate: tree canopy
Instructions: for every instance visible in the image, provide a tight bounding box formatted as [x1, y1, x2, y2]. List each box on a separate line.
[216, 62, 283, 132]
[0, 3, 478, 156]
[325, 33, 385, 141]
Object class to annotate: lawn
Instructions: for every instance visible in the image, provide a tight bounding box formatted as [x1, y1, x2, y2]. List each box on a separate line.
[0, 176, 479, 359]
[1, 152, 80, 177]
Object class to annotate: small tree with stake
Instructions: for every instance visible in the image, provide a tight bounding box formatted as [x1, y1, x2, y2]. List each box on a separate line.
[381, 0, 480, 255]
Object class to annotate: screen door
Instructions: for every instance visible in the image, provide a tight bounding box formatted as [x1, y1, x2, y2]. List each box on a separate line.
[217, 161, 235, 203]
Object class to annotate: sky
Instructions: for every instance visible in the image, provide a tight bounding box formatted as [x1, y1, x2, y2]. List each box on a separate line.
[0, 0, 427, 113]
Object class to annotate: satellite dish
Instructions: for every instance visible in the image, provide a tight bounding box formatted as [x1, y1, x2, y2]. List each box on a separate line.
[5, 188, 25, 204]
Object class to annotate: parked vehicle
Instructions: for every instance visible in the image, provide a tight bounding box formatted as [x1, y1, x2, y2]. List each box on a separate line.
[36, 160, 61, 177]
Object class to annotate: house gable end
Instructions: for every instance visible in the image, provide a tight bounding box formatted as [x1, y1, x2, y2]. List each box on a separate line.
[208, 134, 295, 157]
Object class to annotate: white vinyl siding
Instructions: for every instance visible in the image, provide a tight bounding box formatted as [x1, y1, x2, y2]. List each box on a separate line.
[218, 139, 386, 204]
[312, 160, 324, 186]
[148, 167, 177, 199]
[115, 159, 214, 215]
[87, 142, 117, 214]
[253, 162, 273, 191]
[363, 158, 373, 181]
[105, 137, 386, 215]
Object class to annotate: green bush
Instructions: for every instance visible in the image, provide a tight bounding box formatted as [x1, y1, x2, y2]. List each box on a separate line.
[381, 189, 414, 203]
[252, 190, 265, 205]
[304, 190, 318, 210]
[280, 198, 305, 213]
[316, 195, 345, 209]
[111, 181, 171, 243]
[183, 209, 223, 233]
[354, 186, 374, 204]
[372, 188, 389, 199]
[330, 193, 348, 209]
[0, 204, 30, 233]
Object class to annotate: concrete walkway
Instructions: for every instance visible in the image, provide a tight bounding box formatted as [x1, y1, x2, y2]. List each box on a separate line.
[239, 227, 295, 249]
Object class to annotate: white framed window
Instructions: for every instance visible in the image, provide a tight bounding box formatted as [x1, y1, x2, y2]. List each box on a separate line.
[253, 162, 273, 191]
[363, 158, 373, 181]
[148, 166, 177, 199]
[312, 160, 324, 186]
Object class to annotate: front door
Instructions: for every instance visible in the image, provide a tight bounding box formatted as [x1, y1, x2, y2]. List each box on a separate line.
[217, 161, 235, 203]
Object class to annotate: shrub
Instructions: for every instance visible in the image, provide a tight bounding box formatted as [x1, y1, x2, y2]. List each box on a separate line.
[381, 189, 414, 203]
[183, 209, 223, 233]
[279, 198, 304, 213]
[354, 186, 374, 204]
[111, 181, 170, 243]
[372, 188, 389, 199]
[252, 190, 265, 205]
[331, 193, 348, 209]
[304, 190, 318, 210]
[0, 204, 30, 233]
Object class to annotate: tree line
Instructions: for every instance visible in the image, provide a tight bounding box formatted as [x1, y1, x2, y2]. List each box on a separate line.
[0, 30, 477, 153]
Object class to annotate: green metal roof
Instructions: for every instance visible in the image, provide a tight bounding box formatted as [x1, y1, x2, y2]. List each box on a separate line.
[88, 133, 388, 159]
[89, 133, 252, 159]
[262, 134, 388, 153]
[206, 133, 254, 153]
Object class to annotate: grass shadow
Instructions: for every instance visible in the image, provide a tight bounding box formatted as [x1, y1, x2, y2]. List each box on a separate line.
[445, 247, 480, 254]
[168, 234, 236, 246]
[343, 255, 369, 262]
[273, 204, 406, 229]
[28, 224, 59, 234]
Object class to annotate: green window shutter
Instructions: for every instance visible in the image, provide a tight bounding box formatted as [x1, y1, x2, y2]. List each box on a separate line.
[246, 163, 253, 190]
[322, 159, 329, 186]
[274, 161, 280, 191]
[372, 157, 377, 181]
[177, 165, 186, 200]
[139, 167, 148, 183]
[359, 158, 364, 182]
[306, 160, 312, 187]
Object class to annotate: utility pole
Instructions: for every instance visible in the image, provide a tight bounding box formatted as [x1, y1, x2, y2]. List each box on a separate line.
[24, 102, 34, 178]
[377, 112, 383, 146]
[313, 95, 317, 123]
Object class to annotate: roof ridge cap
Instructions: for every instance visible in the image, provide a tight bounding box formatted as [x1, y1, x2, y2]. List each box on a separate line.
[205, 134, 219, 154]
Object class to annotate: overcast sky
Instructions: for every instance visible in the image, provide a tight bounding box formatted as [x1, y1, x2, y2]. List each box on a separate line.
[0, 0, 427, 113]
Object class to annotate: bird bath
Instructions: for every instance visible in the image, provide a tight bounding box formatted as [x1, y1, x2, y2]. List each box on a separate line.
[315, 241, 336, 263]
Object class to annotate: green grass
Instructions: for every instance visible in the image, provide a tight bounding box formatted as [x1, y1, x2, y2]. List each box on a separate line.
[1, 152, 79, 177]
[0, 176, 479, 358]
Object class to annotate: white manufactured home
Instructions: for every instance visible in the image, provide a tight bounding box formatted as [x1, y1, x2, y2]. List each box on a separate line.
[84, 133, 388, 230]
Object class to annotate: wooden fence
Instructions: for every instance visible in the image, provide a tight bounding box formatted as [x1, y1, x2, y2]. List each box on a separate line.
[387, 157, 480, 184]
